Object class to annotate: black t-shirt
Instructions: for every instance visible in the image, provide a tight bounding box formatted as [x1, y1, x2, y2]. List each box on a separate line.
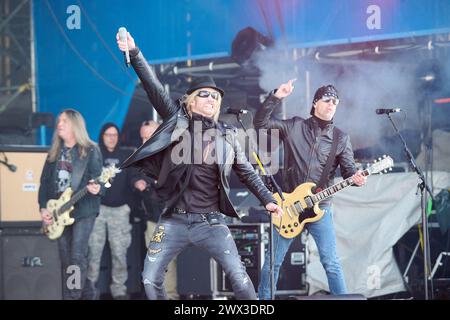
[101, 147, 134, 207]
[175, 113, 220, 213]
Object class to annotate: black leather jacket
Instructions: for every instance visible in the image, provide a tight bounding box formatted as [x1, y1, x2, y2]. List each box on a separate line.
[120, 48, 275, 218]
[39, 145, 103, 219]
[254, 94, 357, 206]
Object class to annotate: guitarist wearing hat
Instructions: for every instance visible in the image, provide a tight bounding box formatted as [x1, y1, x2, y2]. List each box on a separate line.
[254, 81, 367, 299]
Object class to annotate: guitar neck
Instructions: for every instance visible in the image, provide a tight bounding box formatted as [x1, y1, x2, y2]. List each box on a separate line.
[59, 188, 89, 213]
[312, 169, 370, 203]
[58, 177, 100, 214]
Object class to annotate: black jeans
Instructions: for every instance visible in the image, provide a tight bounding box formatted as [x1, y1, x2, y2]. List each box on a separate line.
[57, 215, 96, 300]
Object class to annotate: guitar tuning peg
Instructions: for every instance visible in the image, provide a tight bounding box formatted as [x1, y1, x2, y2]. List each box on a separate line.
[378, 157, 382, 161]
[105, 182, 111, 188]
[373, 159, 377, 163]
[389, 168, 392, 171]
[384, 169, 387, 173]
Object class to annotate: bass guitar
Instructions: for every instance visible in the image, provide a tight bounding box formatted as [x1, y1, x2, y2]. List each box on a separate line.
[42, 165, 120, 240]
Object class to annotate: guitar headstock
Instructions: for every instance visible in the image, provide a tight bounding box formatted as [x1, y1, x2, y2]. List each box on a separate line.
[99, 165, 121, 188]
[368, 155, 394, 175]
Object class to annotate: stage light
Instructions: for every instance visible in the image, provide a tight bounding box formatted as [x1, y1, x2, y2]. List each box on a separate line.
[231, 27, 273, 65]
[422, 74, 435, 82]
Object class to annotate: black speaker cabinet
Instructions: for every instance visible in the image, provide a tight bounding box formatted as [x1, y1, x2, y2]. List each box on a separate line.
[177, 224, 264, 299]
[0, 226, 62, 299]
[276, 230, 308, 295]
[177, 245, 213, 299]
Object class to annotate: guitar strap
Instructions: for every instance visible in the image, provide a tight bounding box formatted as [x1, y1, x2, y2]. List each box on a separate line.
[316, 127, 340, 190]
[71, 147, 91, 191]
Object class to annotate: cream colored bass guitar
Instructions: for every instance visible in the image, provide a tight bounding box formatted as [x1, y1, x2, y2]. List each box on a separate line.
[42, 165, 120, 240]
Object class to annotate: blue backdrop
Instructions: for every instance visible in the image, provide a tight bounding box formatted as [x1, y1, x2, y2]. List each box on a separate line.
[33, 0, 450, 142]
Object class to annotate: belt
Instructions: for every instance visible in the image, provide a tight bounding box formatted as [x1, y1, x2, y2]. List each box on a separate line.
[172, 207, 221, 215]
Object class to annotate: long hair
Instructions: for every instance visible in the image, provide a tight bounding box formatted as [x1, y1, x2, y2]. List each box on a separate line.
[47, 109, 95, 162]
[181, 88, 222, 122]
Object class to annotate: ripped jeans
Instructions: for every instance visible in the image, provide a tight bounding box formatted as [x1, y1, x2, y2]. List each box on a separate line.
[142, 212, 256, 300]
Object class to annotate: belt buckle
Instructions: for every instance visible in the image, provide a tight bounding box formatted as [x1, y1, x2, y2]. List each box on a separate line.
[174, 208, 186, 214]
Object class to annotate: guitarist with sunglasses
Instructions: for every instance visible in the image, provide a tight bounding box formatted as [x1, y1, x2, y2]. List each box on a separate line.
[254, 82, 367, 299]
[38, 109, 103, 300]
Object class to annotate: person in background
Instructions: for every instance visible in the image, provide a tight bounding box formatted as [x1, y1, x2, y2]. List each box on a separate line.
[85, 123, 135, 300]
[39, 109, 102, 300]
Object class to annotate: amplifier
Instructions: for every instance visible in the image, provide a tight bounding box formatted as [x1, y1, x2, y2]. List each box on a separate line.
[0, 146, 48, 224]
[212, 223, 308, 297]
[212, 224, 264, 295]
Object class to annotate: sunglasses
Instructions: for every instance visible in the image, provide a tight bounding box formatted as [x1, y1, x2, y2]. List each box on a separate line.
[196, 90, 220, 101]
[321, 96, 339, 105]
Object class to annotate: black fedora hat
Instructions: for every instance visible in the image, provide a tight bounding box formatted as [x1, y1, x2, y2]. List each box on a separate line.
[186, 76, 224, 97]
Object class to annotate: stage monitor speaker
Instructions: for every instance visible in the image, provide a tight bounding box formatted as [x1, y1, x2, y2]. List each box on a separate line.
[0, 226, 62, 299]
[0, 147, 48, 224]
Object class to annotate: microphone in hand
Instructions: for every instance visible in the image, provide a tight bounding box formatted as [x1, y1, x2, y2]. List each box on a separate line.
[118, 27, 130, 67]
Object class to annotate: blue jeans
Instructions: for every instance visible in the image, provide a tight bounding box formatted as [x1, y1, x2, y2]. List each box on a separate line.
[142, 212, 256, 300]
[258, 207, 347, 299]
[58, 215, 96, 300]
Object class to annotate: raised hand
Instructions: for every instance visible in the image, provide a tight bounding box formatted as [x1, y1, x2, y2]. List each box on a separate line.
[274, 78, 296, 99]
[116, 31, 136, 52]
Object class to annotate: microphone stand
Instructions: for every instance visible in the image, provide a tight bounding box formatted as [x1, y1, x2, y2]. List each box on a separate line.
[385, 113, 435, 299]
[233, 113, 284, 301]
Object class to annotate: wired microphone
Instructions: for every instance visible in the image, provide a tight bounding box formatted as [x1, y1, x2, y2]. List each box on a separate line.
[375, 108, 402, 115]
[226, 108, 249, 115]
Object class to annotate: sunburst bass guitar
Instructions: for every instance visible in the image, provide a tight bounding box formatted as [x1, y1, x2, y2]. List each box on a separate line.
[272, 155, 394, 239]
